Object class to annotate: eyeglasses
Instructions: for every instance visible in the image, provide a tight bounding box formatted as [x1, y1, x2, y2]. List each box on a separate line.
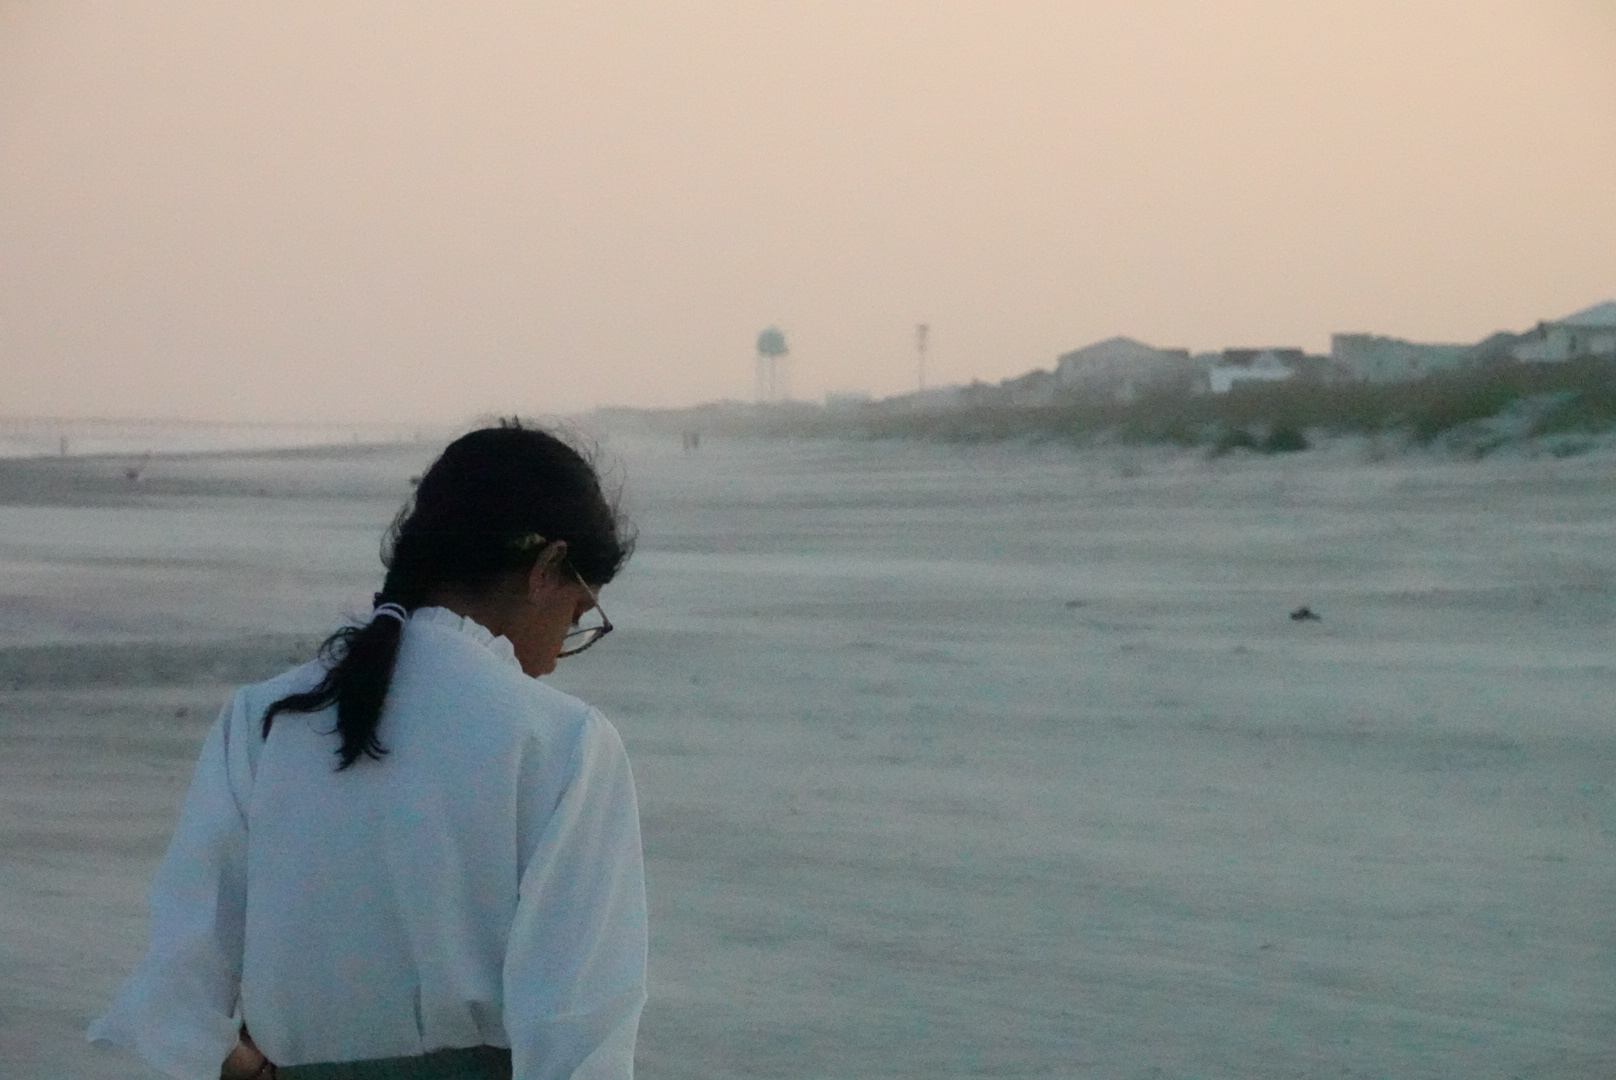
[558, 572, 613, 657]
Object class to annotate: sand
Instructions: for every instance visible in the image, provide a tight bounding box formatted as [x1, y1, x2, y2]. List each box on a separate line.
[1, 436, 1612, 1079]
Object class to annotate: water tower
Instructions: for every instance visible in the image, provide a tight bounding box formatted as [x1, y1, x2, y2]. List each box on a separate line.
[756, 326, 789, 402]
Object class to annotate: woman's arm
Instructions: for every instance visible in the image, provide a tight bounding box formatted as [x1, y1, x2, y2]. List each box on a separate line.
[89, 693, 255, 1080]
[503, 712, 648, 1080]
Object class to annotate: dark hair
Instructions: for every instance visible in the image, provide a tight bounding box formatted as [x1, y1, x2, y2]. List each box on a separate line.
[263, 422, 633, 769]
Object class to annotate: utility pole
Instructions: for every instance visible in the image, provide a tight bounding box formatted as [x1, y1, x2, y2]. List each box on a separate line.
[915, 323, 929, 392]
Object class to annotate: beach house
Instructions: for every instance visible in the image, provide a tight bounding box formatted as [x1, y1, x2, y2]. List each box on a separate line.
[1207, 348, 1306, 393]
[1330, 334, 1472, 383]
[1513, 301, 1616, 363]
[1055, 337, 1197, 401]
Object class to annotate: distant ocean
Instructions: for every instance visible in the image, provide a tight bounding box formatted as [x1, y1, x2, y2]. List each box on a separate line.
[0, 417, 432, 459]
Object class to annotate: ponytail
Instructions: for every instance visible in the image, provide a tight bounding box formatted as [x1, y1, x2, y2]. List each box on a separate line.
[263, 542, 430, 771]
[262, 613, 406, 770]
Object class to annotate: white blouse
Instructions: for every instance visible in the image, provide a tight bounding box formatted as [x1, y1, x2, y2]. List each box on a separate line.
[90, 607, 647, 1080]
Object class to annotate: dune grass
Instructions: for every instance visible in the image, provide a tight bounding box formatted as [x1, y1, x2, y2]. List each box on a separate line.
[602, 356, 1616, 456]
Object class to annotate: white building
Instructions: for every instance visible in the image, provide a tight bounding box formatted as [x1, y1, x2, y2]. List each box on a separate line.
[1513, 301, 1616, 363]
[1054, 336, 1195, 401]
[1330, 334, 1471, 383]
[1207, 348, 1303, 393]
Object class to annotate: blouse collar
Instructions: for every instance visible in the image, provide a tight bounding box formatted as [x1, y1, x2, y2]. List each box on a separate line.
[408, 605, 525, 674]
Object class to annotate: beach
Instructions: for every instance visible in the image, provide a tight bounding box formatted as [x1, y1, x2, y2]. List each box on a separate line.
[2, 435, 1612, 1079]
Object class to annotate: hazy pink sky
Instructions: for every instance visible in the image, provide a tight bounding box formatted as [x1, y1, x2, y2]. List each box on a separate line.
[3, 1, 1614, 422]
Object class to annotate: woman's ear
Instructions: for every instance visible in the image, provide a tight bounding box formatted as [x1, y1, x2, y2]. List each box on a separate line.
[525, 541, 570, 597]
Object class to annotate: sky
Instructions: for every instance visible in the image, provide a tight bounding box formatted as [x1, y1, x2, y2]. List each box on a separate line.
[2, 1, 1614, 423]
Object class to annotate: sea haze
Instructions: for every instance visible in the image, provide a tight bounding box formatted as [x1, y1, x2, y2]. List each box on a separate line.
[1, 435, 1612, 1079]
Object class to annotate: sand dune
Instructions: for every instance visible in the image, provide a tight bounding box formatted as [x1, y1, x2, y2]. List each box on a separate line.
[2, 437, 1612, 1078]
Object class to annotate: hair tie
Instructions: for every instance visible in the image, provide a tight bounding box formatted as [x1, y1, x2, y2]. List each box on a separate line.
[371, 602, 409, 625]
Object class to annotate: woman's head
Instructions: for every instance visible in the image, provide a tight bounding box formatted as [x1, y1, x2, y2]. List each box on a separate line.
[265, 421, 634, 769]
[380, 424, 633, 605]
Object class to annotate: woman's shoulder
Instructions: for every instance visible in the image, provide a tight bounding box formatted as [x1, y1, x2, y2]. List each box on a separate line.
[394, 611, 601, 736]
[503, 674, 599, 738]
[222, 613, 611, 749]
[229, 656, 329, 716]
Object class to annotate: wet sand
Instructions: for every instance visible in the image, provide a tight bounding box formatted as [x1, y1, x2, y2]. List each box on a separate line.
[2, 437, 1612, 1078]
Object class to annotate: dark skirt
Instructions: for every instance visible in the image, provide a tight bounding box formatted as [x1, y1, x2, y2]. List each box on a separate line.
[276, 1046, 512, 1080]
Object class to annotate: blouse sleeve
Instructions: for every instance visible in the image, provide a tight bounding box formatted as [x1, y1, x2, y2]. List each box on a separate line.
[504, 711, 648, 1080]
[88, 691, 255, 1080]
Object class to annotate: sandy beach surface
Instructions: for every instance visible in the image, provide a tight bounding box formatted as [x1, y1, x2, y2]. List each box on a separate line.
[1, 435, 1612, 1079]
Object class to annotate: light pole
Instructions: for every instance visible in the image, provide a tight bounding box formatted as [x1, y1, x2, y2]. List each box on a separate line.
[915, 323, 929, 392]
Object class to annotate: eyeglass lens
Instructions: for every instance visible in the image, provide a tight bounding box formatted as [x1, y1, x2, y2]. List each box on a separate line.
[558, 627, 606, 657]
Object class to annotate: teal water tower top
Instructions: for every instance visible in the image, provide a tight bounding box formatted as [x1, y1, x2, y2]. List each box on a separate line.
[757, 327, 788, 358]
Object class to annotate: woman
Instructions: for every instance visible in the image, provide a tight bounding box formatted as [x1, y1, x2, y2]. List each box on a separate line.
[90, 424, 646, 1080]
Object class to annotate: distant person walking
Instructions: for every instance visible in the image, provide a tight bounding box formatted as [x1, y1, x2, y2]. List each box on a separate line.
[91, 423, 646, 1080]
